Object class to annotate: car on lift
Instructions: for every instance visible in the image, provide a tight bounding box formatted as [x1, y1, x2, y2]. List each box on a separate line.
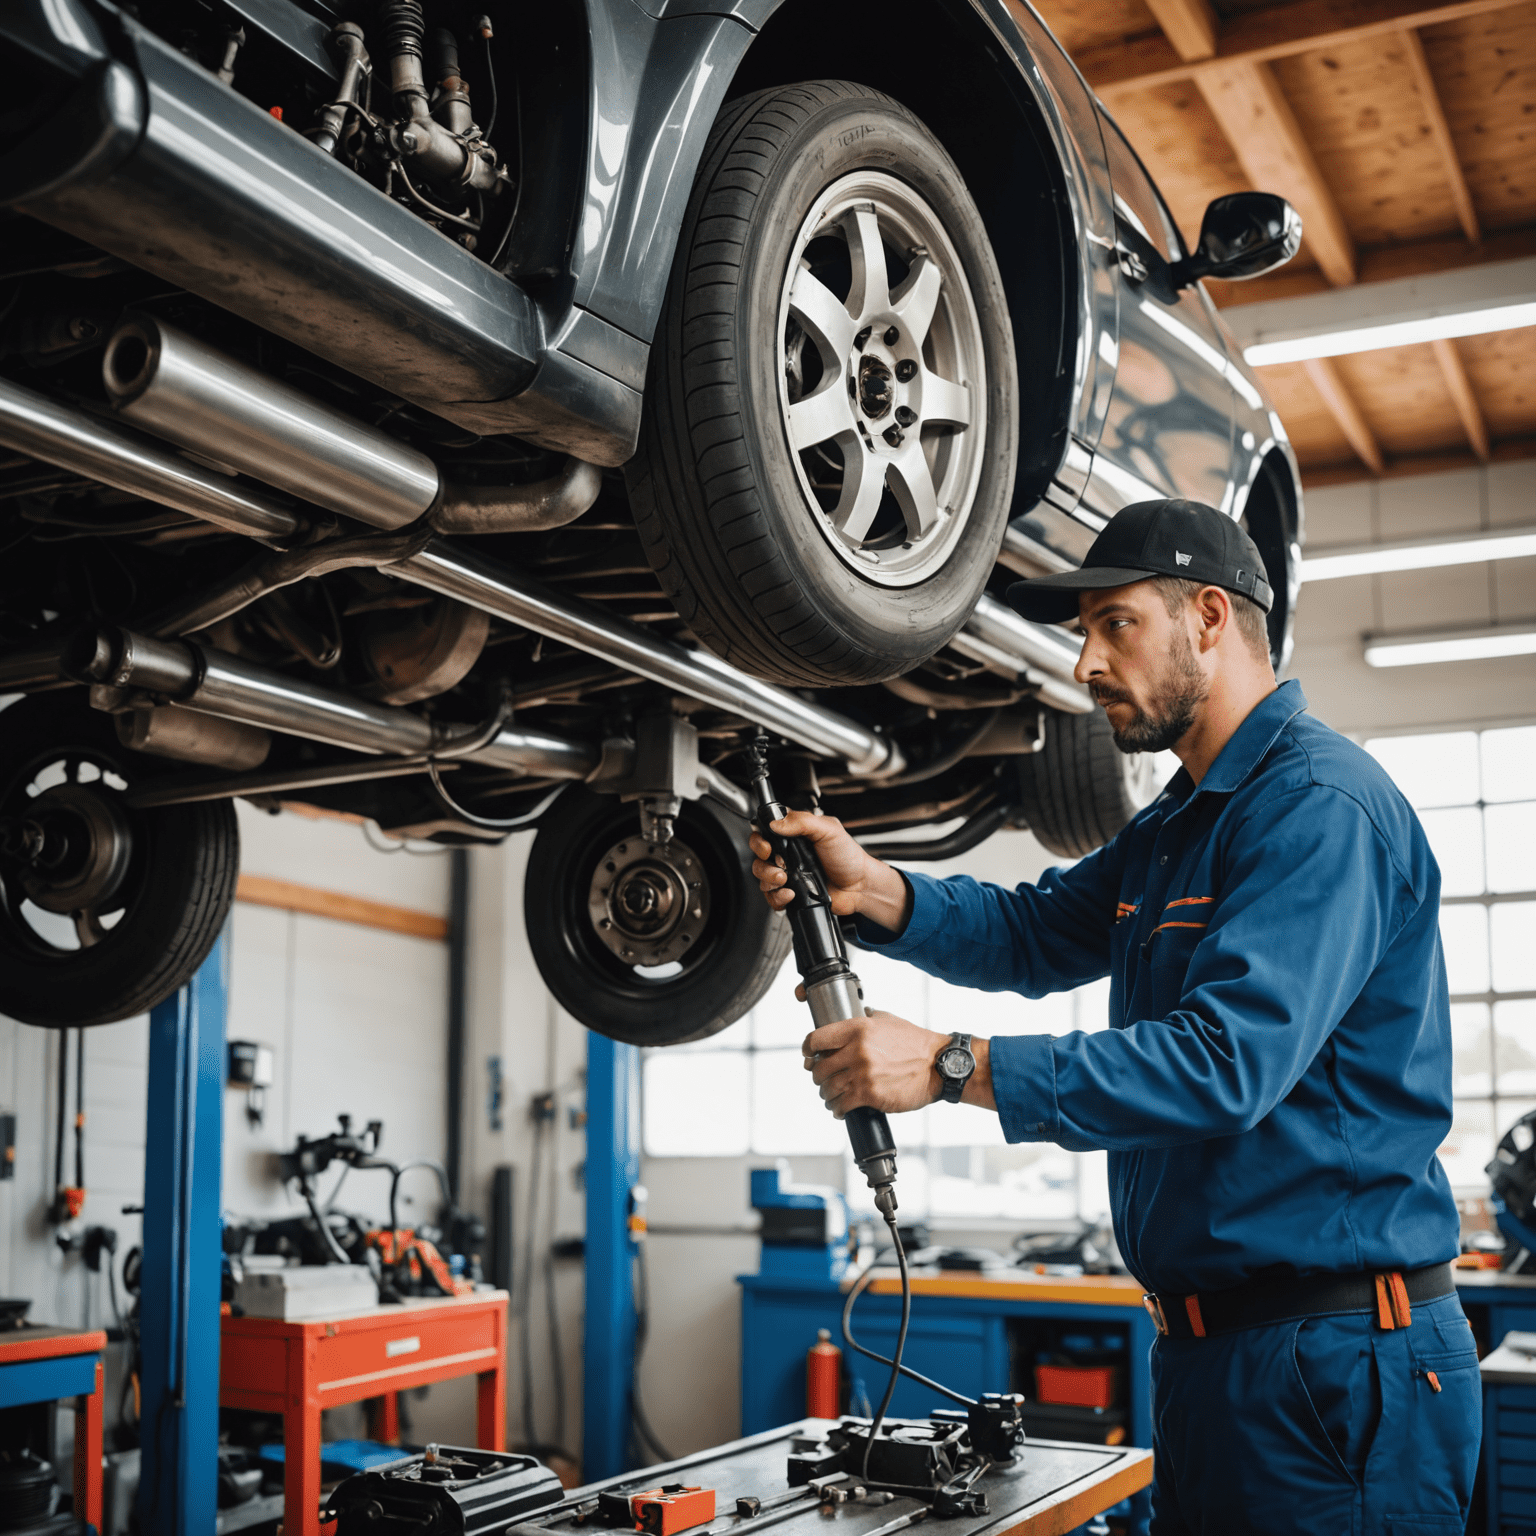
[0, 0, 1303, 1042]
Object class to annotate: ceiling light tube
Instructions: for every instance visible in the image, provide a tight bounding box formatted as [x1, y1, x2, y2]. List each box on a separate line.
[1363, 624, 1536, 668]
[1302, 526, 1536, 582]
[1245, 300, 1536, 366]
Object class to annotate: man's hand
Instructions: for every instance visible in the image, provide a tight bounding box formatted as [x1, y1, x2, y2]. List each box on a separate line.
[749, 811, 911, 931]
[803, 1012, 995, 1117]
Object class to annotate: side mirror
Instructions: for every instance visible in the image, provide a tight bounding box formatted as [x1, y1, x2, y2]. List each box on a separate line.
[1171, 193, 1302, 289]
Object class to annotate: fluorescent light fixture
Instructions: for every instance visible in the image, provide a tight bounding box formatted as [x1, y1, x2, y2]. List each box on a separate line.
[1245, 300, 1536, 366]
[1223, 256, 1536, 367]
[1302, 525, 1536, 582]
[1364, 624, 1536, 668]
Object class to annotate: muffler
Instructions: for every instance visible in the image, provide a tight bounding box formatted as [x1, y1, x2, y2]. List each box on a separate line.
[103, 316, 604, 535]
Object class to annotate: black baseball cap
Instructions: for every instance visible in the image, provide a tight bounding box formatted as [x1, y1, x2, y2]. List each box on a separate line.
[1006, 499, 1274, 625]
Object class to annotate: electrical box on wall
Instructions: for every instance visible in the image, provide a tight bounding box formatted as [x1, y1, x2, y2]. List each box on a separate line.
[0, 1112, 14, 1179]
[228, 1041, 275, 1126]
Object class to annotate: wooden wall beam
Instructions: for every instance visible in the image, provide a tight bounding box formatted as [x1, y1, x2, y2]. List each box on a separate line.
[235, 873, 449, 941]
[1400, 27, 1481, 245]
[1301, 357, 1385, 472]
[1144, 0, 1219, 60]
[1195, 60, 1357, 286]
[1431, 337, 1491, 459]
[1084, 0, 1526, 101]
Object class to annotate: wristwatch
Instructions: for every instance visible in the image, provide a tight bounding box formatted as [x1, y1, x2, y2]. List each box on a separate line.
[935, 1033, 976, 1105]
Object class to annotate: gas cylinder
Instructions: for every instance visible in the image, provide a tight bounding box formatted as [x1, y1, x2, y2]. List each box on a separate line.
[806, 1327, 842, 1418]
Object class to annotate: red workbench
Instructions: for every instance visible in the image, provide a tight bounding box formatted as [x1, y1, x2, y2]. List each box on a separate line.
[0, 1324, 105, 1532]
[220, 1289, 508, 1536]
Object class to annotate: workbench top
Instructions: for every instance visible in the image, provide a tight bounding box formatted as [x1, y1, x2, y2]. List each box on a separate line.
[566, 1419, 1152, 1536]
[0, 1325, 108, 1362]
[849, 1268, 1147, 1308]
[222, 1286, 508, 1335]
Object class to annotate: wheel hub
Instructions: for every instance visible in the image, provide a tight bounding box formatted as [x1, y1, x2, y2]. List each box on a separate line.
[7, 783, 132, 918]
[587, 835, 710, 968]
[857, 353, 894, 420]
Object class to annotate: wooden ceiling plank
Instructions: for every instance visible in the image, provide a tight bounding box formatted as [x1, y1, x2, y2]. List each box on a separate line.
[1143, 0, 1219, 59]
[1195, 60, 1357, 286]
[1400, 26, 1482, 243]
[1432, 337, 1492, 458]
[1302, 356, 1387, 470]
[1084, 0, 1527, 100]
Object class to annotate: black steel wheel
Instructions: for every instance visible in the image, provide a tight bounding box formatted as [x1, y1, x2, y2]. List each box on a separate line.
[0, 694, 238, 1027]
[627, 81, 1018, 687]
[1015, 708, 1159, 860]
[524, 788, 790, 1046]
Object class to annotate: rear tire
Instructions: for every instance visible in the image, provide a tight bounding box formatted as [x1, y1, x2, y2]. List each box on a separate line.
[0, 695, 239, 1027]
[524, 788, 790, 1046]
[1016, 708, 1158, 859]
[627, 81, 1018, 687]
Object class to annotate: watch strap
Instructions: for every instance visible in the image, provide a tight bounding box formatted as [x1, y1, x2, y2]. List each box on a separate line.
[938, 1032, 975, 1104]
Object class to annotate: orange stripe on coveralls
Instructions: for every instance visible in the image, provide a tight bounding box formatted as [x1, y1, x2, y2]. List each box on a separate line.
[1146, 920, 1209, 939]
[1164, 897, 1214, 909]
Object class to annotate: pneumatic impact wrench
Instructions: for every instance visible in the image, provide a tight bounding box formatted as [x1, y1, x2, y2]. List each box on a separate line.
[745, 737, 898, 1219]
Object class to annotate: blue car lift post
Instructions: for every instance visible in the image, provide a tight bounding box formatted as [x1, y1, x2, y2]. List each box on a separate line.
[583, 1030, 641, 1480]
[136, 937, 227, 1534]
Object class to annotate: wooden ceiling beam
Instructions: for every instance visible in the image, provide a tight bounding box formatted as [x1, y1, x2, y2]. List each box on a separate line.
[1143, 0, 1219, 60]
[1195, 60, 1357, 285]
[1431, 337, 1491, 459]
[1084, 0, 1528, 102]
[1301, 357, 1385, 472]
[1400, 27, 1481, 245]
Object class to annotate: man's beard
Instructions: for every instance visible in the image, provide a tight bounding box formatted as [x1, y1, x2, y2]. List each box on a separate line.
[1091, 630, 1208, 754]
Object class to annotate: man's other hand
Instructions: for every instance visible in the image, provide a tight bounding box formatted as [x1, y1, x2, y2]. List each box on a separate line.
[749, 811, 912, 931]
[802, 1011, 951, 1117]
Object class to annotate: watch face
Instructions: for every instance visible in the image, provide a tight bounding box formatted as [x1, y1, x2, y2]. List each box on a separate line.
[939, 1047, 974, 1079]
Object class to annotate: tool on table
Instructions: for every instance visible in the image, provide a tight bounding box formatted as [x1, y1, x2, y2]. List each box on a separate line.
[745, 735, 907, 1475]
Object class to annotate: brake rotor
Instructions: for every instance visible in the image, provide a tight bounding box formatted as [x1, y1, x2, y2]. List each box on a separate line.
[10, 782, 132, 918]
[586, 833, 711, 968]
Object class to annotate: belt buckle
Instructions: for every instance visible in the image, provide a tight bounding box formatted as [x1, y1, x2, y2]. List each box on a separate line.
[1143, 1293, 1169, 1336]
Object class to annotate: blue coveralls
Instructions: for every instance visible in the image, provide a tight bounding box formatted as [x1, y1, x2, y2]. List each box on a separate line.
[856, 680, 1481, 1535]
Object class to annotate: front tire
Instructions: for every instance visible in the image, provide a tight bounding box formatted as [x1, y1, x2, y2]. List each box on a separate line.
[628, 81, 1018, 687]
[524, 788, 790, 1046]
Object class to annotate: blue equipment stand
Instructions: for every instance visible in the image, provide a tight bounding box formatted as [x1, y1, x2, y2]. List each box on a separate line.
[583, 1031, 641, 1479]
[137, 938, 227, 1534]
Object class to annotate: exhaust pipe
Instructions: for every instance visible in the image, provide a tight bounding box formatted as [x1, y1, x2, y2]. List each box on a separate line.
[955, 596, 1092, 715]
[66, 628, 598, 782]
[103, 315, 603, 534]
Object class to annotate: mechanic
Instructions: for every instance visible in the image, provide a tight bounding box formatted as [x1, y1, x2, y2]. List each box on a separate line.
[750, 499, 1480, 1535]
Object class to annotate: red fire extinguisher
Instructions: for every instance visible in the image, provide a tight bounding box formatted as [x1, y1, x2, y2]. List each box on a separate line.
[806, 1328, 841, 1418]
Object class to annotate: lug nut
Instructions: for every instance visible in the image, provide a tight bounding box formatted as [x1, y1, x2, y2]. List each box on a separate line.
[883, 425, 905, 447]
[884, 326, 899, 346]
[895, 359, 917, 382]
[854, 326, 871, 352]
[895, 406, 916, 426]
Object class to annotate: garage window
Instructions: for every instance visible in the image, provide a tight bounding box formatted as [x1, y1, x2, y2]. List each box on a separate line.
[641, 946, 1115, 1225]
[1365, 725, 1536, 1189]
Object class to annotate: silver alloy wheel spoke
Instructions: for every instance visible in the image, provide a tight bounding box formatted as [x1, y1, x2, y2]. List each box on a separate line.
[778, 171, 987, 587]
[922, 369, 971, 429]
[891, 254, 943, 345]
[788, 383, 856, 452]
[832, 445, 890, 544]
[843, 207, 891, 322]
[74, 909, 104, 948]
[789, 264, 856, 363]
[887, 441, 942, 539]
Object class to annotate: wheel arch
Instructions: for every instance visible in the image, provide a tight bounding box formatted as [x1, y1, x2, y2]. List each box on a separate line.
[564, 0, 1088, 510]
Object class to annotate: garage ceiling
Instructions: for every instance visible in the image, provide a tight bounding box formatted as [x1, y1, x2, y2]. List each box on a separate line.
[1023, 0, 1536, 486]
